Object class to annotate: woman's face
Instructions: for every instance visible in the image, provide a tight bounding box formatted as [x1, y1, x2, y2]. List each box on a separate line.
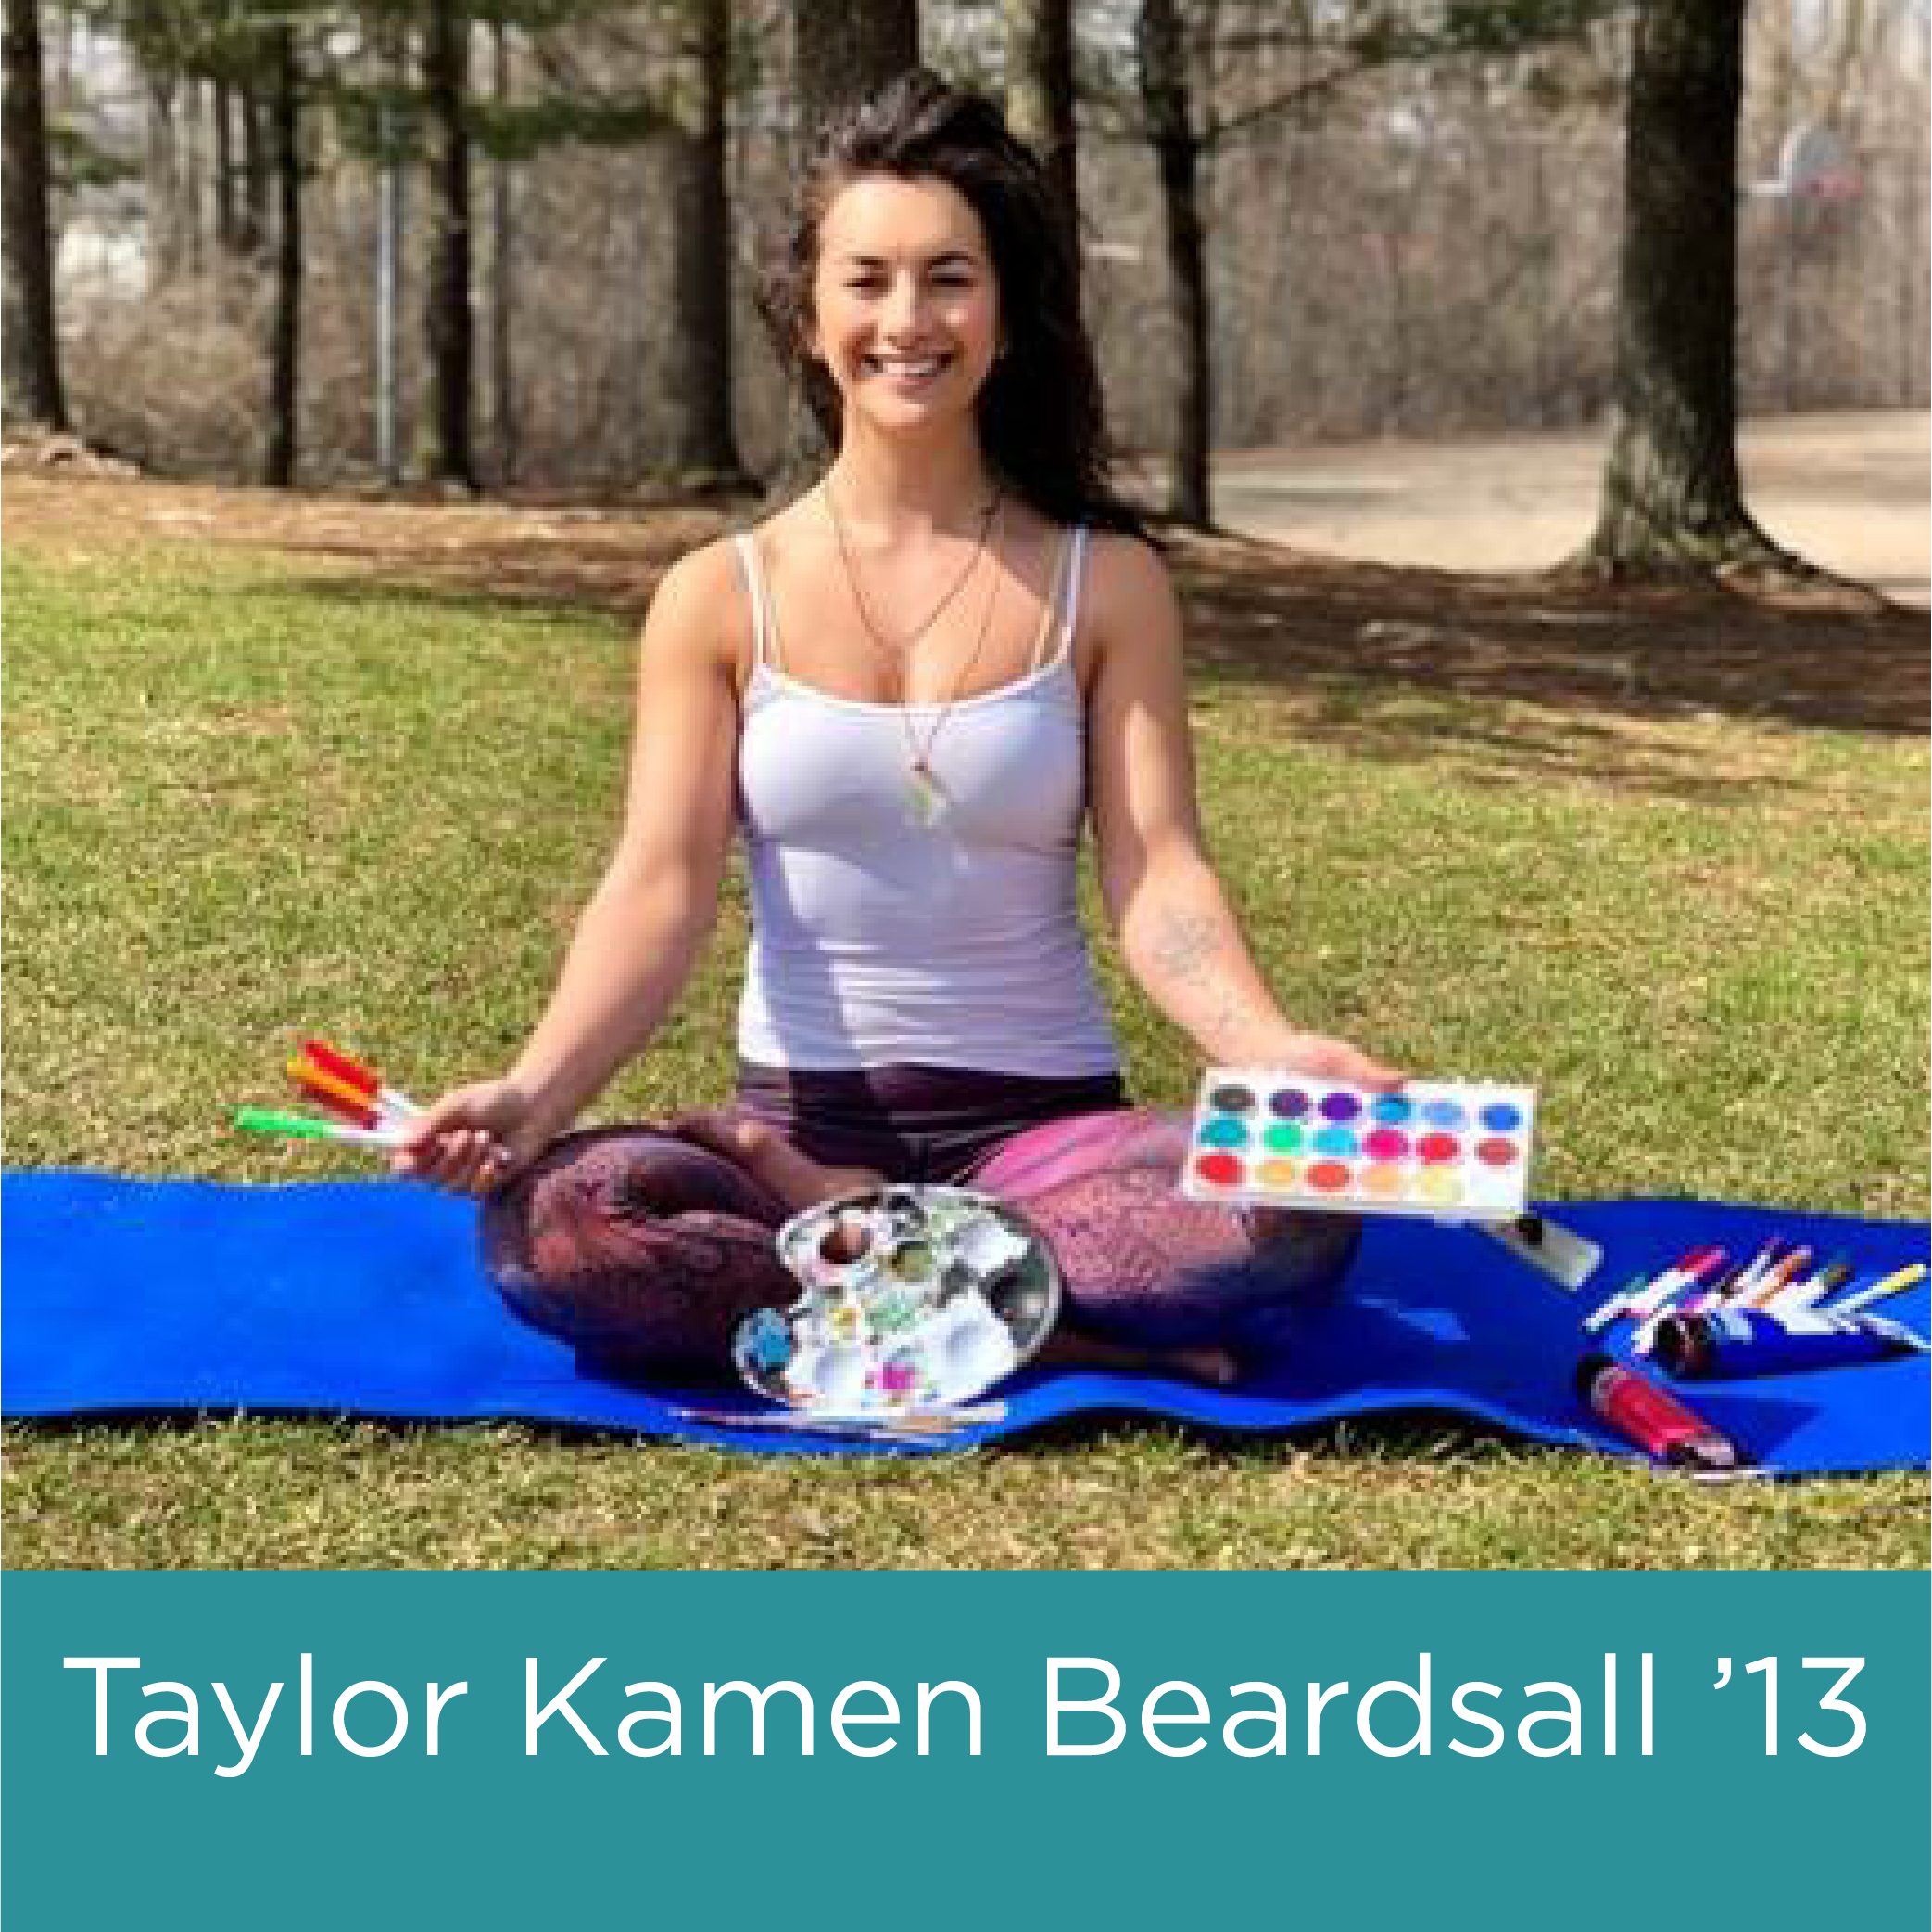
[807, 172, 1002, 438]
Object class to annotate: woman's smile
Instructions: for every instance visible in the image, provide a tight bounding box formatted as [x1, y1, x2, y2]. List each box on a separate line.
[862, 349, 953, 384]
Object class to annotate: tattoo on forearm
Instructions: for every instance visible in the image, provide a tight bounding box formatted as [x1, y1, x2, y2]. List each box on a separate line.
[1144, 905, 1221, 983]
[1143, 903, 1275, 1059]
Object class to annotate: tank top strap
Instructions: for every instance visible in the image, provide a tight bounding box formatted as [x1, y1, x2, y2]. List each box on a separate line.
[1029, 525, 1090, 674]
[731, 531, 780, 674]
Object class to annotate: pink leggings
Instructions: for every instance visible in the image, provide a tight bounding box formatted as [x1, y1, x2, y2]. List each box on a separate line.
[481, 1104, 1360, 1384]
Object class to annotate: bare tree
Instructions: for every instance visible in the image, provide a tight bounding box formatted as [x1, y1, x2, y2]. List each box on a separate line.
[1136, 0, 1210, 524]
[1577, 0, 1798, 577]
[262, 19, 300, 486]
[5, 0, 72, 428]
[1002, 0, 1078, 278]
[660, 0, 748, 486]
[485, 14, 516, 483]
[422, 0, 477, 489]
[769, 0, 919, 485]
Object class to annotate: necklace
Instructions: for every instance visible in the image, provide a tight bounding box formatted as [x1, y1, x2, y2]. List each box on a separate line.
[822, 480, 1004, 827]
[822, 479, 1000, 685]
[901, 501, 1005, 827]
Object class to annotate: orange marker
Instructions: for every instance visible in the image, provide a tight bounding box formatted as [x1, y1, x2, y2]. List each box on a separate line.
[1743, 1246, 1813, 1308]
[287, 1056, 382, 1129]
[303, 1038, 420, 1120]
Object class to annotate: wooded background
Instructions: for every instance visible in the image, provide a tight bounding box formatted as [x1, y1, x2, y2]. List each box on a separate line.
[6, 2, 1926, 510]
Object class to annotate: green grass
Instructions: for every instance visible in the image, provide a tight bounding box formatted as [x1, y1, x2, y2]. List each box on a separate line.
[4, 518, 1927, 1570]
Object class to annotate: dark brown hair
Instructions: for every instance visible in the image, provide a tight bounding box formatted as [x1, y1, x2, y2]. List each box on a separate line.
[759, 67, 1143, 535]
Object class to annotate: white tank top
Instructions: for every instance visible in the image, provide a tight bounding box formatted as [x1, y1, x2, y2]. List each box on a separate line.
[730, 527, 1120, 1077]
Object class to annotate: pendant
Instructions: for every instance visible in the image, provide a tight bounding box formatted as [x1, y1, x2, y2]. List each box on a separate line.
[906, 759, 945, 828]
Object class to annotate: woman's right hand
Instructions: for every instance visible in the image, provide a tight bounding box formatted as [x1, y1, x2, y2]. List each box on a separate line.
[391, 1078, 553, 1194]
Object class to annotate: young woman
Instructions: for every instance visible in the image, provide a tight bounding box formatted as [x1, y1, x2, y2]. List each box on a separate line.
[397, 69, 1399, 1385]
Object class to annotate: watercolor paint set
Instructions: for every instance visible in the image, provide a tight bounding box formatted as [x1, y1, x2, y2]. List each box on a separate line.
[1181, 1069, 1538, 1220]
[731, 1185, 1061, 1421]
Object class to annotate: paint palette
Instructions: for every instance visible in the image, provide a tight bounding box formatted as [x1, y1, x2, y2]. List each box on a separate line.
[733, 1185, 1062, 1420]
[1181, 1069, 1537, 1219]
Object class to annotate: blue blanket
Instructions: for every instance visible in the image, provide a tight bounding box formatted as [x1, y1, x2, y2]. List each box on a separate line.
[3, 1170, 1925, 1471]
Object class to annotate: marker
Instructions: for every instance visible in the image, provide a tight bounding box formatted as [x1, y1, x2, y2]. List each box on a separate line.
[1628, 1249, 1734, 1353]
[1583, 1270, 1657, 1334]
[1722, 1236, 1787, 1301]
[1678, 1256, 1748, 1315]
[1763, 1255, 1853, 1312]
[302, 1039, 422, 1121]
[234, 1105, 403, 1150]
[1832, 1261, 1929, 1316]
[287, 1056, 383, 1128]
[1611, 1247, 1724, 1329]
[1741, 1246, 1813, 1308]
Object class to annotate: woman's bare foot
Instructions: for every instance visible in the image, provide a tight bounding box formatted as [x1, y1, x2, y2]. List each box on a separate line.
[674, 1108, 882, 1217]
[1037, 1328, 1242, 1388]
[1167, 1344, 1243, 1389]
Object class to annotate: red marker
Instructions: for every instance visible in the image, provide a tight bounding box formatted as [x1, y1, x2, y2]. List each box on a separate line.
[302, 1038, 420, 1121]
[1585, 1246, 1724, 1333]
[302, 1038, 378, 1097]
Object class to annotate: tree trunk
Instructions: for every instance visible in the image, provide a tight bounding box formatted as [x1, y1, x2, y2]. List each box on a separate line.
[262, 24, 300, 486]
[1579, 0, 1786, 575]
[3, 0, 70, 428]
[486, 17, 515, 486]
[1137, 0, 1211, 528]
[793, 0, 918, 129]
[212, 77, 237, 254]
[422, 0, 476, 490]
[239, 84, 269, 258]
[769, 0, 919, 489]
[660, 0, 748, 486]
[1001, 0, 1079, 292]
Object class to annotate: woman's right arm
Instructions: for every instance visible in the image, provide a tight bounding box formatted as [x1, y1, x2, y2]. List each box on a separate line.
[396, 542, 745, 1191]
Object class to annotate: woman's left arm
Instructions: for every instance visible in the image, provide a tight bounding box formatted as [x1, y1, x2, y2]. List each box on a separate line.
[1085, 535, 1401, 1088]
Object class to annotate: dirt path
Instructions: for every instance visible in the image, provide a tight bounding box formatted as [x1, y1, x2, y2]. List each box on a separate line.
[1215, 410, 1931, 608]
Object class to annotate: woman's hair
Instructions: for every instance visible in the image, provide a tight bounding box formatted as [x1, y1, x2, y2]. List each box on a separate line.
[759, 67, 1143, 535]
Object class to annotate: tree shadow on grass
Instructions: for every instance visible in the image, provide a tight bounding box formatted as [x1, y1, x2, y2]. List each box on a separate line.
[269, 511, 1926, 745]
[1172, 534, 1927, 741]
[257, 516, 1924, 807]
[11, 477, 1924, 769]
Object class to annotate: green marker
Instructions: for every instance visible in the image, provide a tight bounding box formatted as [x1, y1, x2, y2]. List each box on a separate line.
[1582, 1269, 1656, 1334]
[234, 1106, 402, 1150]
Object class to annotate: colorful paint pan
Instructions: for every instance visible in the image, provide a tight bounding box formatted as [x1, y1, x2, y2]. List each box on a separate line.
[1180, 1069, 1537, 1219]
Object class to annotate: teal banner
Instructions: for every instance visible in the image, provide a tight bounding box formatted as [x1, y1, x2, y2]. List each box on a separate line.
[6, 1571, 1926, 1927]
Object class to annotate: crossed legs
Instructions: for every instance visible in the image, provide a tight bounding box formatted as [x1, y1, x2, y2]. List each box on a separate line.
[480, 1107, 1359, 1387]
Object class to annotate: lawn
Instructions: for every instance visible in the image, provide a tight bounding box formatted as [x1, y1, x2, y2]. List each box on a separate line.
[4, 474, 1926, 1570]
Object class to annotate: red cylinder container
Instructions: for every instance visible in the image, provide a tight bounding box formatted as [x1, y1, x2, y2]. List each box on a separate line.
[1576, 1353, 1743, 1471]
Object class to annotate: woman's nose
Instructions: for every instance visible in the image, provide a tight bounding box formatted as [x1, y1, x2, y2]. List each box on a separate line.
[880, 275, 924, 336]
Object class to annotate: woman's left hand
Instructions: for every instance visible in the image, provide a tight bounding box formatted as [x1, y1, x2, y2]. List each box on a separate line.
[1255, 1029, 1406, 1093]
